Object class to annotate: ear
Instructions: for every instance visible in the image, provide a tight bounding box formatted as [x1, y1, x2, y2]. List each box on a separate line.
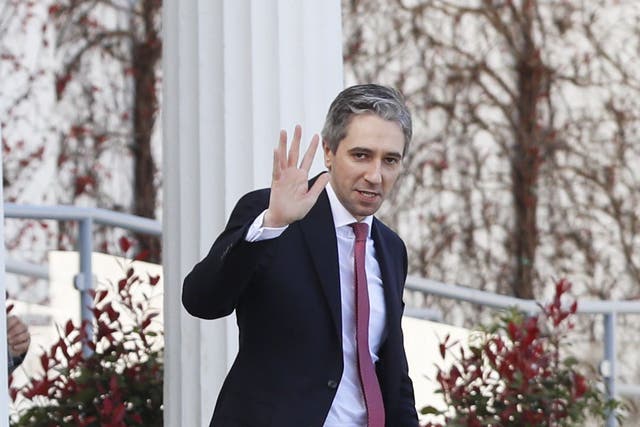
[322, 140, 333, 170]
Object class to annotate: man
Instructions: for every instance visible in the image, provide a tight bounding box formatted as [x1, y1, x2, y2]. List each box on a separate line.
[183, 84, 419, 427]
[7, 315, 30, 374]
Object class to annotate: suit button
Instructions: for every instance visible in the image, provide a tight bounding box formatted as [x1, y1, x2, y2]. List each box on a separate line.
[327, 380, 338, 389]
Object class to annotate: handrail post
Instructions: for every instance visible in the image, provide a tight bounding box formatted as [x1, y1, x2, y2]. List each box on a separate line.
[75, 218, 94, 357]
[604, 312, 617, 427]
[0, 124, 9, 426]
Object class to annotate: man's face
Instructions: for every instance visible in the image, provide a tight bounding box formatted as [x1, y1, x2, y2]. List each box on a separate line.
[323, 114, 405, 221]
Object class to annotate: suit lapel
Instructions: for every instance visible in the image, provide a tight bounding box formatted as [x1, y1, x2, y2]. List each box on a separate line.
[371, 218, 401, 331]
[298, 190, 342, 343]
[298, 190, 402, 346]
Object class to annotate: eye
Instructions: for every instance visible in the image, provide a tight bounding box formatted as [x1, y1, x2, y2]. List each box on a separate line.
[353, 152, 368, 160]
[384, 157, 400, 165]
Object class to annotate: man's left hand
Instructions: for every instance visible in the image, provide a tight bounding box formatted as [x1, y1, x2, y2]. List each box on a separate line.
[7, 315, 30, 357]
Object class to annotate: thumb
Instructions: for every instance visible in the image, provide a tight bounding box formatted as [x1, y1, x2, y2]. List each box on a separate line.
[306, 172, 330, 201]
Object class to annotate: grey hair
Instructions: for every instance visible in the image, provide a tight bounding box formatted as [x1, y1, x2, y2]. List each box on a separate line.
[321, 84, 412, 156]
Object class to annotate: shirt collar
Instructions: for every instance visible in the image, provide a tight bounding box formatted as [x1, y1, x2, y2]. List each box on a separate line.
[325, 182, 373, 237]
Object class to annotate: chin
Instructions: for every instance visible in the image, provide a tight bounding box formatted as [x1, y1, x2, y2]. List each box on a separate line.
[355, 207, 380, 218]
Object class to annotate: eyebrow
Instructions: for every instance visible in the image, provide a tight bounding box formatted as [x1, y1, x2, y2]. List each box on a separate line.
[348, 147, 403, 159]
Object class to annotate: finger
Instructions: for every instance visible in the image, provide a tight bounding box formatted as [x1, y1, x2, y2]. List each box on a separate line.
[11, 329, 29, 343]
[7, 315, 17, 330]
[10, 341, 28, 354]
[7, 316, 22, 334]
[299, 134, 320, 172]
[9, 340, 28, 356]
[8, 326, 27, 341]
[288, 124, 302, 168]
[305, 171, 330, 201]
[9, 325, 29, 341]
[272, 149, 280, 181]
[278, 129, 287, 171]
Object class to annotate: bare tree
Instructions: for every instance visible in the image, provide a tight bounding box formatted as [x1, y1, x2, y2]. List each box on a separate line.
[343, 1, 640, 417]
[343, 0, 640, 303]
[1, 0, 162, 306]
[50, 0, 162, 261]
[1, 1, 61, 302]
[1, 1, 54, 195]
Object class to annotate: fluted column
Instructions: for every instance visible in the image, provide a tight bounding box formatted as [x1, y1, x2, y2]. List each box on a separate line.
[162, 1, 343, 425]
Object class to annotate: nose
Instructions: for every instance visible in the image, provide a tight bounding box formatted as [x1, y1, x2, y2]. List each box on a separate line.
[364, 160, 382, 185]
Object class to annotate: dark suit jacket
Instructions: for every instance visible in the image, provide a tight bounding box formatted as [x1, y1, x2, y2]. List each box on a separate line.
[182, 183, 419, 427]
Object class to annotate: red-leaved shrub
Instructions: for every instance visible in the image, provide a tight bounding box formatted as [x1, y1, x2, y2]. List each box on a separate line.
[10, 265, 163, 427]
[422, 279, 620, 427]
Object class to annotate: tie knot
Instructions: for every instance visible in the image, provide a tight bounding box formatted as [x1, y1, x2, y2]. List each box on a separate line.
[350, 222, 369, 242]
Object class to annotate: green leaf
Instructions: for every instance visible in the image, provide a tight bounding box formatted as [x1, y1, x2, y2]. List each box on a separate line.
[420, 405, 442, 415]
[563, 356, 579, 367]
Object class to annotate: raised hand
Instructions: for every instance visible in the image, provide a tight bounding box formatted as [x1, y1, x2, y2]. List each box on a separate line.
[264, 125, 330, 228]
[7, 315, 30, 357]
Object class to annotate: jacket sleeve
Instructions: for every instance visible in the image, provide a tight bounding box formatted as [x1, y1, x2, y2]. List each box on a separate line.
[182, 189, 276, 319]
[393, 327, 420, 427]
[395, 241, 420, 426]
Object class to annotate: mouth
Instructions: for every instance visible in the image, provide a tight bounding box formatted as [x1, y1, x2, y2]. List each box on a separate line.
[356, 189, 381, 199]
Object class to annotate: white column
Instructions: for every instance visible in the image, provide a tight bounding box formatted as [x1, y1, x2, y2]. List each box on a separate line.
[0, 127, 8, 427]
[162, 1, 343, 426]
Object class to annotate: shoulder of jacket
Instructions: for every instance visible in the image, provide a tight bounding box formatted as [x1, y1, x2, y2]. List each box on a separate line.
[373, 217, 403, 242]
[235, 187, 271, 207]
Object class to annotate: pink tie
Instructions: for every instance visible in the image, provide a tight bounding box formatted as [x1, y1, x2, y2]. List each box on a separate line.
[350, 222, 385, 427]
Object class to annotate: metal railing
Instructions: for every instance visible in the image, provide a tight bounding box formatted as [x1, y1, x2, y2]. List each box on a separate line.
[5, 204, 637, 426]
[405, 275, 640, 427]
[4, 204, 162, 356]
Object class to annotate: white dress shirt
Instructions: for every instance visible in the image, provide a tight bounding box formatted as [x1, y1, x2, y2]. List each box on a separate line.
[246, 183, 387, 427]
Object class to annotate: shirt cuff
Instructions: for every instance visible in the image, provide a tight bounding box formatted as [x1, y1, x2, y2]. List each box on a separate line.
[245, 210, 288, 242]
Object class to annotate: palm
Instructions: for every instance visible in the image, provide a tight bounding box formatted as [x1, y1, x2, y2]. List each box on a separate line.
[265, 125, 330, 228]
